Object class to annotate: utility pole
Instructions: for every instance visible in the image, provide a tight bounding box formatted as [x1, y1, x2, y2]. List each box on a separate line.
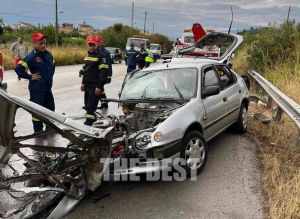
[286, 6, 291, 22]
[55, 0, 58, 47]
[152, 22, 155, 33]
[131, 2, 134, 29]
[143, 11, 147, 35]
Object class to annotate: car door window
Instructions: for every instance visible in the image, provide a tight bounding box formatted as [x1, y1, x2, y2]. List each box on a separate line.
[203, 66, 220, 88]
[214, 65, 236, 89]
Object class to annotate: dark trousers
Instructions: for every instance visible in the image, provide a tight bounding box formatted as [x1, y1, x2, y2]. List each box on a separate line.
[138, 61, 145, 69]
[145, 62, 151, 68]
[99, 92, 108, 108]
[84, 85, 101, 125]
[30, 91, 55, 133]
[127, 65, 136, 73]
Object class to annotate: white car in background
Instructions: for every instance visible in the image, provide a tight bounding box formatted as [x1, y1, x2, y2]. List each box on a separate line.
[150, 43, 162, 61]
[126, 37, 149, 52]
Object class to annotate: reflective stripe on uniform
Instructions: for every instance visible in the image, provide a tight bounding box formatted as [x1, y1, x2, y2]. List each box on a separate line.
[85, 114, 96, 119]
[19, 60, 28, 69]
[32, 116, 40, 121]
[84, 57, 99, 62]
[99, 64, 109, 69]
[53, 59, 55, 65]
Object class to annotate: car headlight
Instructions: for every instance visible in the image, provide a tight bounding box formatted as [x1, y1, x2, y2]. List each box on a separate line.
[154, 131, 163, 142]
[134, 132, 152, 150]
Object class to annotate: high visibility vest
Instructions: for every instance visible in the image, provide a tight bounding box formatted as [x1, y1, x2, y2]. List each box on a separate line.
[145, 49, 154, 63]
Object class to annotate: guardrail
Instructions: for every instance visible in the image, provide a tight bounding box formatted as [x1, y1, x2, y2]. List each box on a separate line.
[248, 70, 300, 143]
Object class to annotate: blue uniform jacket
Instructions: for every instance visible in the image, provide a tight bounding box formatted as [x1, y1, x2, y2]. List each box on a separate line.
[15, 50, 55, 92]
[99, 47, 112, 78]
[125, 49, 138, 67]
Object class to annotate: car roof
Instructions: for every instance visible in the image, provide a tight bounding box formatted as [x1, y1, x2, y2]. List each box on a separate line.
[140, 59, 217, 72]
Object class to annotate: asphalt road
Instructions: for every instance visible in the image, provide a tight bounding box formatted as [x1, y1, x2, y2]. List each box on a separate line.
[1, 62, 264, 219]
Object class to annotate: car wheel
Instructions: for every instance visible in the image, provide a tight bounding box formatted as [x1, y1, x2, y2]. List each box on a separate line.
[231, 103, 247, 133]
[180, 131, 208, 176]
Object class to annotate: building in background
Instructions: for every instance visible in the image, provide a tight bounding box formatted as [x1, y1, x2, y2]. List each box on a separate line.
[59, 23, 74, 33]
[78, 22, 96, 35]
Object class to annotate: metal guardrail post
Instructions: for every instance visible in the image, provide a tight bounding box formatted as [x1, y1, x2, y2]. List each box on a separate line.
[267, 96, 273, 109]
[275, 107, 283, 122]
[248, 70, 300, 145]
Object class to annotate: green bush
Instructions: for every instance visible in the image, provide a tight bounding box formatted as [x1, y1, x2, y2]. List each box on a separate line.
[242, 20, 300, 73]
[62, 37, 85, 46]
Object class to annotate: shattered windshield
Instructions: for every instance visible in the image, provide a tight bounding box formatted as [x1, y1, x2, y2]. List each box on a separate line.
[120, 68, 198, 100]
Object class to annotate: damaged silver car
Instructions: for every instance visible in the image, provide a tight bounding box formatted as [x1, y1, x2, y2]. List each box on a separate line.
[0, 85, 114, 218]
[106, 32, 250, 177]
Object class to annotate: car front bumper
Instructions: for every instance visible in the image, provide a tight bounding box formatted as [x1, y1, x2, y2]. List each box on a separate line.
[109, 139, 182, 176]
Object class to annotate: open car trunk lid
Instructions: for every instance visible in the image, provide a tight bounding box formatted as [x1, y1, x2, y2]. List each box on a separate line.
[176, 32, 243, 63]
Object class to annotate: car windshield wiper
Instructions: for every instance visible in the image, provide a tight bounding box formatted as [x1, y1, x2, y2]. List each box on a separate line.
[173, 82, 185, 104]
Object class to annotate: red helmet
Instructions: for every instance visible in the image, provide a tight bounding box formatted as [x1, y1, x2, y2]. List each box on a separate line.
[86, 36, 96, 44]
[94, 35, 103, 43]
[32, 32, 47, 42]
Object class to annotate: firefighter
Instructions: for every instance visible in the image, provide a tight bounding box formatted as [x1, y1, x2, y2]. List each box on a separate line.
[81, 36, 109, 126]
[95, 35, 111, 109]
[137, 43, 147, 69]
[125, 43, 138, 73]
[145, 42, 154, 68]
[15, 33, 55, 133]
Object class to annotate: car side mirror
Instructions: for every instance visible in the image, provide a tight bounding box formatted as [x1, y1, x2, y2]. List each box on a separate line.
[202, 86, 219, 98]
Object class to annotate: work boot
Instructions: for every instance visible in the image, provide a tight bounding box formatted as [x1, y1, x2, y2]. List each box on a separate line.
[84, 118, 96, 126]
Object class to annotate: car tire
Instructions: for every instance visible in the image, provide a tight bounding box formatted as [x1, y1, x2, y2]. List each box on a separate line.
[231, 104, 247, 133]
[180, 130, 208, 177]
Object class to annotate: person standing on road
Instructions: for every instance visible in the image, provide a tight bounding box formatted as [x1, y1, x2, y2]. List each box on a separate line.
[95, 35, 111, 109]
[10, 36, 28, 80]
[125, 43, 138, 73]
[15, 33, 56, 134]
[137, 43, 147, 69]
[81, 36, 109, 126]
[145, 42, 154, 68]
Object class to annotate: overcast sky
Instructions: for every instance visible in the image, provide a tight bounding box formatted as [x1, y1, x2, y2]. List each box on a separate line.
[1, 0, 300, 39]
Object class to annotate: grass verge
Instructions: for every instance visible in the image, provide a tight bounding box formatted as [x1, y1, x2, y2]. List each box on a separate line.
[234, 47, 300, 219]
[1, 46, 86, 70]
